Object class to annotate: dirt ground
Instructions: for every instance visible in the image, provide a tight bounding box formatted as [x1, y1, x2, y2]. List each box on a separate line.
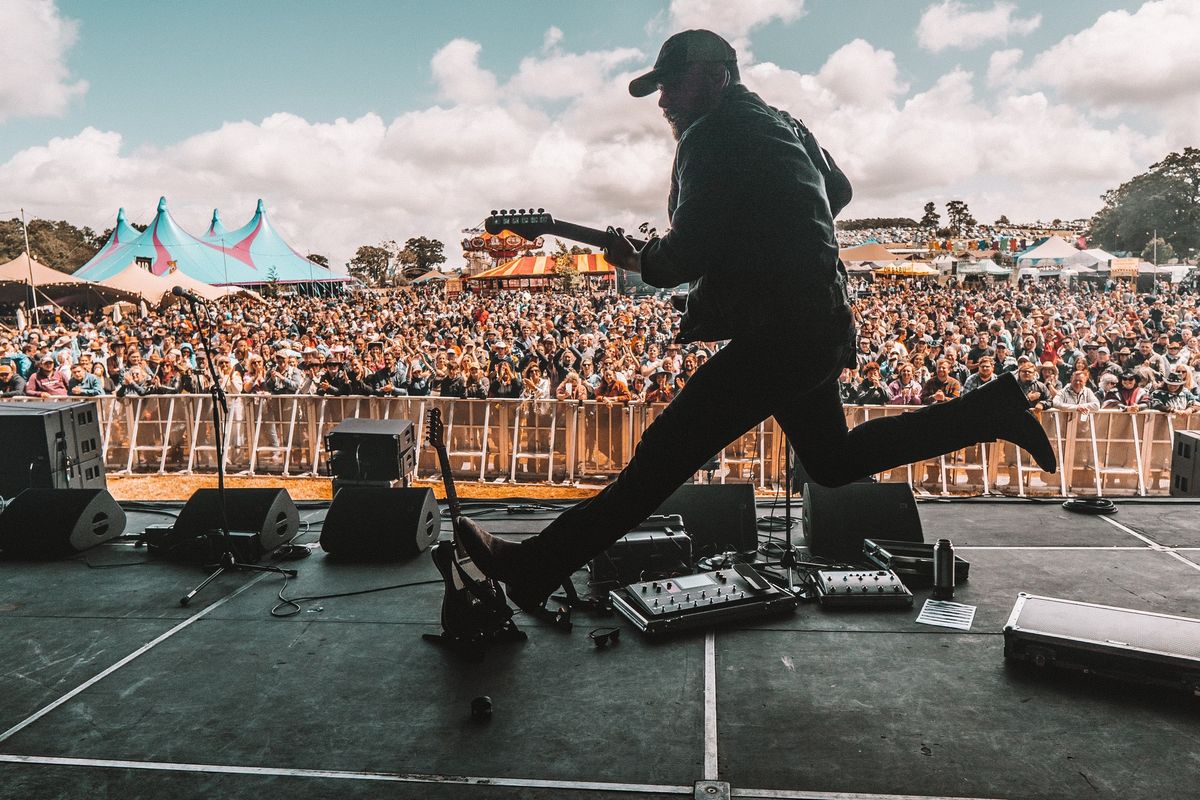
[106, 474, 601, 502]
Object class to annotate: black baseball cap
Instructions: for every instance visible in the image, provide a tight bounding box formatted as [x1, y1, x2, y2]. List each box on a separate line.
[629, 30, 737, 98]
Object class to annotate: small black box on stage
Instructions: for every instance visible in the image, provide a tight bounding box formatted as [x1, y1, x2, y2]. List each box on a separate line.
[863, 538, 970, 588]
[589, 515, 692, 586]
[142, 525, 275, 563]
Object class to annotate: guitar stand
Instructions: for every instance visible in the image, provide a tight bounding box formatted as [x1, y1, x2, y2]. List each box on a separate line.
[422, 620, 527, 663]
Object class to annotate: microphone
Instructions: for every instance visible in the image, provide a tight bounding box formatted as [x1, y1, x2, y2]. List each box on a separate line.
[172, 285, 204, 303]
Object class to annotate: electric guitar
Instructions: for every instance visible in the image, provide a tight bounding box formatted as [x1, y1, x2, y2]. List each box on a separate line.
[484, 208, 649, 252]
[424, 409, 522, 651]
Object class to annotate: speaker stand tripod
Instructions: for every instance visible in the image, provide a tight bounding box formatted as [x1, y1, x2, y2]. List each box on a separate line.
[175, 289, 295, 607]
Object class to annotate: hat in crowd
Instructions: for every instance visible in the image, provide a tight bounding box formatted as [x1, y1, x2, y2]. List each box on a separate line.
[1120, 370, 1137, 380]
[1117, 346, 1131, 355]
[53, 336, 71, 347]
[39, 354, 54, 364]
[1097, 346, 1110, 354]
[629, 29, 737, 98]
[1166, 371, 1186, 386]
[651, 369, 673, 381]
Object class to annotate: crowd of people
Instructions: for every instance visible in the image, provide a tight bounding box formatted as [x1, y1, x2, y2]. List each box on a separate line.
[2, 276, 1200, 415]
[835, 222, 1085, 253]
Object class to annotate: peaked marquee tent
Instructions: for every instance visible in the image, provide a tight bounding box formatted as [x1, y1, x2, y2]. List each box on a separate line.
[74, 198, 349, 287]
[1015, 236, 1079, 267]
[840, 242, 900, 263]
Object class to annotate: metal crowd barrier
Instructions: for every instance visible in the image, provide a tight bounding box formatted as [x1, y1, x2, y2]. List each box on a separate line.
[3, 395, 1198, 496]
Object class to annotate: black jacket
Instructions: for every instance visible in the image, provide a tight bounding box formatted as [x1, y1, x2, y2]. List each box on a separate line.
[639, 84, 851, 343]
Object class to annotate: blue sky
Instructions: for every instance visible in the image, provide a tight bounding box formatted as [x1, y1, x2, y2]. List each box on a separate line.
[1, 0, 1195, 266]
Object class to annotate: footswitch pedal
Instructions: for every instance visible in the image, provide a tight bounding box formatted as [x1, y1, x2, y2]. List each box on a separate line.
[813, 569, 913, 608]
[610, 565, 797, 635]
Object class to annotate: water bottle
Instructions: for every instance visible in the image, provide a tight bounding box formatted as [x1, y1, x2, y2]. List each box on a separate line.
[932, 538, 955, 600]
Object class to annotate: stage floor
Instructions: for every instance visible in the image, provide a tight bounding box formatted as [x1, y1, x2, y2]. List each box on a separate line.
[1, 495, 1198, 800]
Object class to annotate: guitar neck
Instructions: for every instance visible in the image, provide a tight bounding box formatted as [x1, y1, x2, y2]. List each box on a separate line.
[548, 220, 647, 251]
[434, 445, 462, 520]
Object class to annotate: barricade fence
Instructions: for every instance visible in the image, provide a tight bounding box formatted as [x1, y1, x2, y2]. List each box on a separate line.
[4, 395, 1197, 496]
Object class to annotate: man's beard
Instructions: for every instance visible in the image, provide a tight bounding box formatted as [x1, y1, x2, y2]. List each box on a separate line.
[665, 111, 697, 141]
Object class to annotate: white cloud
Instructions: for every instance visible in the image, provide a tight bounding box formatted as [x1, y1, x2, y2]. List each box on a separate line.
[542, 26, 564, 51]
[816, 39, 908, 106]
[0, 8, 1177, 269]
[430, 39, 498, 105]
[1019, 0, 1200, 108]
[916, 1, 1041, 53]
[986, 48, 1022, 88]
[0, 0, 87, 123]
[668, 0, 805, 54]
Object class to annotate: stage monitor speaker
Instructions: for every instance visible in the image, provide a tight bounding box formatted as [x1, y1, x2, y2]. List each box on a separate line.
[319, 486, 440, 560]
[651, 483, 757, 555]
[174, 488, 299, 554]
[1170, 430, 1200, 497]
[325, 418, 416, 483]
[0, 488, 125, 558]
[0, 401, 106, 498]
[803, 482, 923, 561]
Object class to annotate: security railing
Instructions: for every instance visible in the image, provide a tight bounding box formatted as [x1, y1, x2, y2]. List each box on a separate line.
[3, 395, 1197, 496]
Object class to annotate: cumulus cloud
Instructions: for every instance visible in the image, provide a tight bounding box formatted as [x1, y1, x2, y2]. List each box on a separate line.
[1018, 0, 1200, 108]
[986, 48, 1022, 88]
[668, 0, 805, 53]
[0, 0, 87, 123]
[816, 39, 908, 106]
[430, 39, 498, 105]
[916, 1, 1041, 53]
[0, 5, 1177, 267]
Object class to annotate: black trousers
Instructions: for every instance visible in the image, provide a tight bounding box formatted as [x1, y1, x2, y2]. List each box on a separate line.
[533, 310, 992, 574]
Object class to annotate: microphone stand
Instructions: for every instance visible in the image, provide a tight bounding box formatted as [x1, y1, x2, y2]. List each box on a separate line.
[176, 289, 295, 607]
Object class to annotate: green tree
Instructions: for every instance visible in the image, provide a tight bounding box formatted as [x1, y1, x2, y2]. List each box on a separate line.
[0, 217, 109, 272]
[306, 253, 329, 267]
[919, 202, 940, 231]
[994, 214, 1011, 226]
[346, 244, 394, 286]
[263, 265, 280, 298]
[1088, 147, 1200, 259]
[1141, 237, 1175, 264]
[396, 236, 446, 281]
[945, 200, 976, 236]
[552, 241, 581, 292]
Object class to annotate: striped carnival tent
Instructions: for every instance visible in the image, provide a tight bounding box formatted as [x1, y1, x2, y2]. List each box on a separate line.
[466, 253, 614, 293]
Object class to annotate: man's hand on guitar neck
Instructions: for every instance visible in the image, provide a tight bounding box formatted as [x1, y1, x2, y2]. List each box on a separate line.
[603, 226, 643, 273]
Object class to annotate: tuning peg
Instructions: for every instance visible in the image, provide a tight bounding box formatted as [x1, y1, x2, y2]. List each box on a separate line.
[490, 209, 497, 216]
[518, 208, 526, 215]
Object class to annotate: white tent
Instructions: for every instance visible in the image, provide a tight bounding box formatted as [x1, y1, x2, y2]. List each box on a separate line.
[1067, 248, 1115, 269]
[1016, 236, 1080, 267]
[957, 258, 1011, 276]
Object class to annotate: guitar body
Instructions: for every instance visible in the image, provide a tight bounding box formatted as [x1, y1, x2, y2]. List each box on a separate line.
[423, 409, 525, 659]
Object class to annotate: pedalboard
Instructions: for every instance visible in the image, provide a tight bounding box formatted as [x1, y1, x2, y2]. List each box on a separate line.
[812, 568, 913, 609]
[610, 564, 797, 635]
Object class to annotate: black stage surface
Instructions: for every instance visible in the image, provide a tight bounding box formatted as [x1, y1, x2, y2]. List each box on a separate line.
[2, 494, 1199, 800]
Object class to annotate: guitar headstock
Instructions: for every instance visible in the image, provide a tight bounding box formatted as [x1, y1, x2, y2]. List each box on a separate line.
[484, 208, 555, 239]
[427, 408, 444, 449]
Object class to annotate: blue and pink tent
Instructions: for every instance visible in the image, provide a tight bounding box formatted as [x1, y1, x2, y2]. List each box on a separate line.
[74, 197, 347, 287]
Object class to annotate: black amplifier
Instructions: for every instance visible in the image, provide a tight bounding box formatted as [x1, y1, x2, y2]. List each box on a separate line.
[1004, 593, 1200, 694]
[863, 538, 970, 588]
[589, 514, 691, 586]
